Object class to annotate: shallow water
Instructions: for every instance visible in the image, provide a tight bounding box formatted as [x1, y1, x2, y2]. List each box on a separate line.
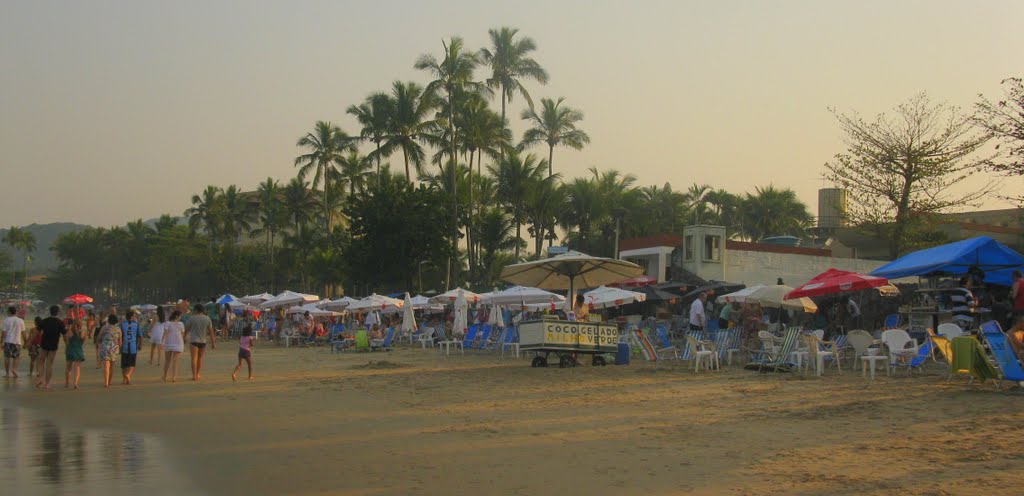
[0, 405, 200, 495]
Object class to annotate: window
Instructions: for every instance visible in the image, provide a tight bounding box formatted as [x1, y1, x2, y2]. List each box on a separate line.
[703, 235, 721, 262]
[684, 235, 694, 261]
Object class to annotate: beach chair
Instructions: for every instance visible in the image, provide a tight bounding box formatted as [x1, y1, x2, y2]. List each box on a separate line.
[372, 327, 395, 351]
[329, 324, 347, 353]
[500, 326, 520, 358]
[680, 330, 708, 361]
[948, 336, 999, 384]
[745, 327, 801, 372]
[882, 314, 902, 329]
[416, 326, 436, 348]
[980, 321, 1024, 389]
[354, 330, 370, 352]
[632, 327, 668, 366]
[437, 325, 463, 356]
[926, 328, 954, 364]
[685, 335, 718, 372]
[709, 327, 741, 366]
[473, 325, 493, 350]
[805, 334, 842, 376]
[890, 339, 935, 375]
[881, 329, 920, 374]
[461, 324, 481, 349]
[649, 326, 682, 363]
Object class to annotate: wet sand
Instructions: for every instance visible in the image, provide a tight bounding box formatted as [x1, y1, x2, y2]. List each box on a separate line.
[4, 344, 1024, 495]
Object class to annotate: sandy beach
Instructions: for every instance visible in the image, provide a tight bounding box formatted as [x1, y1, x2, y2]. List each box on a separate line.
[4, 343, 1024, 495]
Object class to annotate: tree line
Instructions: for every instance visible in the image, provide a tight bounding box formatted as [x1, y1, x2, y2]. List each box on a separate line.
[29, 29, 1023, 303]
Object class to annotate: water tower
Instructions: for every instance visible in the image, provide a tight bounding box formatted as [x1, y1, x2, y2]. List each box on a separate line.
[817, 188, 848, 229]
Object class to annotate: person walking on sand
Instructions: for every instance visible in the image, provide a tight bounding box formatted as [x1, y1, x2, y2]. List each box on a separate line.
[148, 306, 167, 366]
[3, 306, 26, 379]
[36, 305, 67, 390]
[186, 303, 216, 381]
[63, 317, 86, 389]
[232, 325, 255, 382]
[119, 310, 143, 385]
[161, 310, 185, 382]
[27, 317, 43, 377]
[97, 314, 121, 387]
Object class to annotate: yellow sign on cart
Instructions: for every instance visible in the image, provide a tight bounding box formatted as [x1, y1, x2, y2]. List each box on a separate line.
[520, 320, 619, 352]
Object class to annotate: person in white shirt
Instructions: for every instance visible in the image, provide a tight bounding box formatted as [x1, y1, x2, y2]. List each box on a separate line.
[3, 306, 27, 378]
[689, 293, 708, 331]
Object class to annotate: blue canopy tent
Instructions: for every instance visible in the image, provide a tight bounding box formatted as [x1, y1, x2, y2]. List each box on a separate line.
[869, 236, 1024, 286]
[216, 293, 237, 305]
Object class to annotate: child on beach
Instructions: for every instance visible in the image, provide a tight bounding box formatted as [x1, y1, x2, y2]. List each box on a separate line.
[27, 317, 42, 377]
[232, 325, 254, 382]
[64, 318, 86, 389]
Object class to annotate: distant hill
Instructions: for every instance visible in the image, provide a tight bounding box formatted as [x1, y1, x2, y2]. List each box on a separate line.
[0, 223, 91, 274]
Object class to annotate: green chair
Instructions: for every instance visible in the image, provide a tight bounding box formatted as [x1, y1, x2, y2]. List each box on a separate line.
[355, 330, 370, 352]
[948, 336, 998, 384]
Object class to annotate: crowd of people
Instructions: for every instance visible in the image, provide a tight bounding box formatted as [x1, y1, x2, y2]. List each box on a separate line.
[0, 299, 257, 390]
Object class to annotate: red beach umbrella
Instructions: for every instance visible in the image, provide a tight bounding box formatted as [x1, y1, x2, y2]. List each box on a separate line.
[63, 294, 94, 305]
[785, 269, 890, 299]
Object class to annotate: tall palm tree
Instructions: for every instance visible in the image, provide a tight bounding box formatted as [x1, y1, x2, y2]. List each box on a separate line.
[294, 121, 355, 232]
[254, 178, 286, 273]
[377, 81, 436, 181]
[489, 151, 548, 261]
[185, 185, 224, 252]
[480, 26, 549, 125]
[416, 37, 484, 287]
[282, 177, 318, 233]
[153, 214, 178, 234]
[220, 185, 253, 244]
[335, 150, 373, 197]
[346, 93, 393, 182]
[4, 226, 36, 296]
[459, 94, 511, 272]
[524, 173, 564, 258]
[520, 97, 590, 177]
[475, 207, 521, 283]
[683, 183, 712, 225]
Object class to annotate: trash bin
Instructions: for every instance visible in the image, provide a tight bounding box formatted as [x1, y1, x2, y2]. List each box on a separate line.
[615, 341, 630, 365]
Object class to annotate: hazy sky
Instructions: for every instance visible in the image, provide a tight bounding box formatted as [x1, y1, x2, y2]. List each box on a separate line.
[1, 0, 1021, 227]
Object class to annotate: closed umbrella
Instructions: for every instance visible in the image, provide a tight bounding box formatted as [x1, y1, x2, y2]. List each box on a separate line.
[453, 289, 469, 338]
[401, 293, 418, 336]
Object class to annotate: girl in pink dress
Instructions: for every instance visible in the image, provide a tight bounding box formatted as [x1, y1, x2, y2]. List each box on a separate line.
[232, 325, 255, 382]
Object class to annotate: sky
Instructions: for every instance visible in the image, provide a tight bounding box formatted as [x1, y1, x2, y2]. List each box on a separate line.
[1, 0, 1021, 227]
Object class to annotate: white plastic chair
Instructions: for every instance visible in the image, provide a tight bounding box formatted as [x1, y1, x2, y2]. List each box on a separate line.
[937, 323, 965, 340]
[686, 335, 717, 372]
[416, 327, 436, 348]
[881, 328, 919, 372]
[805, 334, 842, 376]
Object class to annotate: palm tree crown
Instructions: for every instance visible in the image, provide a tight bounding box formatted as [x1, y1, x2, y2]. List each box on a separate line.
[480, 27, 549, 124]
[294, 121, 355, 232]
[520, 97, 590, 177]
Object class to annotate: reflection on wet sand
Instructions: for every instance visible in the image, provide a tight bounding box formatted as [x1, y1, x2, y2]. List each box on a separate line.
[0, 407, 199, 495]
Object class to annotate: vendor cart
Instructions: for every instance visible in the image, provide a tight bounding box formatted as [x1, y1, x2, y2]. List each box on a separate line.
[519, 318, 620, 368]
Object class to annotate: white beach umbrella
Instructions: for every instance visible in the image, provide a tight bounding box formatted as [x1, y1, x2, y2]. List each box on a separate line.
[138, 304, 158, 311]
[410, 294, 433, 308]
[745, 285, 817, 313]
[286, 303, 341, 317]
[500, 251, 643, 313]
[260, 290, 320, 309]
[583, 286, 647, 309]
[430, 287, 481, 305]
[486, 286, 566, 307]
[321, 296, 359, 311]
[720, 285, 766, 304]
[348, 293, 404, 312]
[453, 289, 469, 338]
[239, 293, 274, 305]
[401, 293, 418, 335]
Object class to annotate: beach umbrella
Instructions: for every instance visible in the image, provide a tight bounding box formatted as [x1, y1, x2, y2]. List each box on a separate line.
[430, 287, 480, 305]
[410, 294, 432, 308]
[63, 294, 94, 305]
[584, 286, 648, 309]
[485, 286, 566, 306]
[720, 285, 766, 303]
[746, 285, 817, 313]
[321, 296, 359, 311]
[216, 294, 237, 305]
[285, 303, 340, 317]
[260, 290, 319, 309]
[238, 293, 274, 305]
[678, 282, 746, 301]
[453, 289, 469, 338]
[607, 274, 658, 288]
[401, 293, 418, 335]
[347, 293, 404, 312]
[139, 304, 158, 311]
[500, 251, 644, 313]
[785, 268, 892, 299]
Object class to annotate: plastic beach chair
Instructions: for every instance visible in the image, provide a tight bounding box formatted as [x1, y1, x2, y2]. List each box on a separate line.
[980, 321, 1024, 389]
[473, 325, 493, 350]
[500, 326, 520, 358]
[949, 336, 999, 384]
[461, 324, 480, 349]
[416, 327, 436, 348]
[882, 314, 902, 329]
[329, 324, 347, 353]
[372, 327, 395, 351]
[354, 330, 370, 352]
[745, 327, 801, 372]
[437, 326, 463, 356]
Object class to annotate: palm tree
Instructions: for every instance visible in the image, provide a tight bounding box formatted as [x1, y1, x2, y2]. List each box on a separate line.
[185, 185, 224, 252]
[524, 173, 564, 258]
[254, 178, 286, 275]
[282, 177, 318, 233]
[489, 151, 548, 261]
[335, 150, 373, 197]
[480, 26, 549, 125]
[153, 214, 178, 234]
[459, 94, 511, 272]
[4, 227, 36, 296]
[520, 97, 590, 177]
[475, 207, 521, 283]
[346, 93, 393, 181]
[416, 37, 485, 287]
[220, 185, 253, 244]
[378, 81, 436, 181]
[294, 121, 355, 232]
[737, 185, 814, 241]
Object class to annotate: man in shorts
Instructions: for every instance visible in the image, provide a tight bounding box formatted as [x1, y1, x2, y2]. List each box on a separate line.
[3, 306, 26, 378]
[120, 310, 143, 384]
[185, 303, 216, 381]
[36, 305, 66, 389]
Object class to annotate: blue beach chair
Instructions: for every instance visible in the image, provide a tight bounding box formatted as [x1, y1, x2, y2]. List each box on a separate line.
[462, 324, 481, 349]
[981, 320, 1024, 389]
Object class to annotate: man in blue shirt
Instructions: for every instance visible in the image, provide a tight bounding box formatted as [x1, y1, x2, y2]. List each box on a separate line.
[120, 310, 143, 384]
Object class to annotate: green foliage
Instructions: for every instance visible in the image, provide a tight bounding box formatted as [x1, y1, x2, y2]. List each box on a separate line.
[343, 177, 453, 292]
